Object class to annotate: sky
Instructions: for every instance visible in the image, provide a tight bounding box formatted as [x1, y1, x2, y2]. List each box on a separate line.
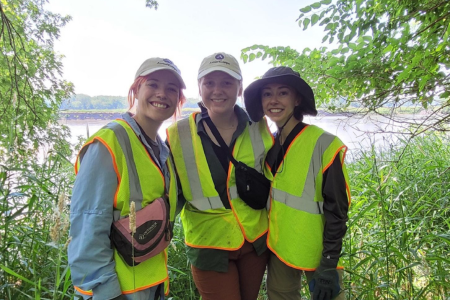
[47, 0, 327, 99]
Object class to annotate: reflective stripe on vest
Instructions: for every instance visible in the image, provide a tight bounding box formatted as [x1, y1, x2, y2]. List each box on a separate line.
[175, 115, 269, 211]
[74, 119, 174, 295]
[175, 117, 223, 211]
[167, 113, 273, 249]
[269, 131, 336, 214]
[268, 125, 349, 271]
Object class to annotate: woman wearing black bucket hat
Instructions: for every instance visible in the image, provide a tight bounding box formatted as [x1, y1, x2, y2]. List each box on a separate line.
[244, 66, 350, 300]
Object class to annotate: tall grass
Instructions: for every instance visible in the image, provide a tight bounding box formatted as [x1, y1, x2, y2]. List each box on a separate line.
[344, 133, 450, 299]
[2, 129, 448, 299]
[0, 125, 76, 300]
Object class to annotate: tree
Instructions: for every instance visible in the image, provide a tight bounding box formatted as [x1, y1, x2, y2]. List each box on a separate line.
[1, 1, 75, 298]
[242, 0, 450, 136]
[0, 0, 74, 150]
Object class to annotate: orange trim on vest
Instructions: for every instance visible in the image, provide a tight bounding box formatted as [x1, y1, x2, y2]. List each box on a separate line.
[74, 286, 93, 296]
[226, 156, 268, 244]
[322, 145, 351, 205]
[75, 137, 122, 208]
[275, 125, 310, 176]
[119, 119, 166, 188]
[184, 239, 244, 251]
[323, 145, 346, 174]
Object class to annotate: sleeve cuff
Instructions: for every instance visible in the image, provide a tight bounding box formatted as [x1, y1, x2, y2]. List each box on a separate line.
[320, 256, 339, 269]
[92, 275, 122, 300]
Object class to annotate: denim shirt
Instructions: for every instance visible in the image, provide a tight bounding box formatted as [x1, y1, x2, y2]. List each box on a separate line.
[68, 113, 169, 300]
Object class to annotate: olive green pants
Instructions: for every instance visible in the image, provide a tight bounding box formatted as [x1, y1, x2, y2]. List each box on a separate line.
[267, 253, 345, 300]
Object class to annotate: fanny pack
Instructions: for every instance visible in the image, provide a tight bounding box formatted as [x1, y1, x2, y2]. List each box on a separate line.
[110, 197, 172, 266]
[204, 117, 270, 210]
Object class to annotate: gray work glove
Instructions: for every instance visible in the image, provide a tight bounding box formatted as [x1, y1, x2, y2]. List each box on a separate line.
[309, 257, 341, 300]
[110, 294, 127, 300]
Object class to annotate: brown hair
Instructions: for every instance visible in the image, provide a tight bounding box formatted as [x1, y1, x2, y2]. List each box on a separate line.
[127, 74, 186, 118]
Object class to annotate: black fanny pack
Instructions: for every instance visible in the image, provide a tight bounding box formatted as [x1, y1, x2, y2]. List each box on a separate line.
[205, 117, 270, 210]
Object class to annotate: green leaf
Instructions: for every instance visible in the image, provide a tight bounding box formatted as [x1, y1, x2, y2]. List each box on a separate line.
[319, 17, 331, 26]
[439, 91, 449, 99]
[300, 6, 311, 13]
[303, 18, 311, 30]
[340, 47, 349, 54]
[320, 0, 332, 4]
[242, 54, 248, 63]
[311, 14, 320, 26]
[0, 264, 35, 285]
[249, 53, 256, 62]
[311, 2, 321, 9]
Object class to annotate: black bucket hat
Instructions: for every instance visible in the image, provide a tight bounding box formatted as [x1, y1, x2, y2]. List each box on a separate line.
[244, 66, 317, 122]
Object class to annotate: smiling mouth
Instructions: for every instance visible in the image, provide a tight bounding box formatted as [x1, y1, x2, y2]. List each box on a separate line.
[211, 99, 226, 103]
[269, 108, 283, 113]
[150, 102, 169, 109]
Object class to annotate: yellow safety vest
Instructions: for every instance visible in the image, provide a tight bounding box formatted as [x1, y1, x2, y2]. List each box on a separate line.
[266, 125, 351, 271]
[166, 112, 273, 250]
[73, 119, 177, 296]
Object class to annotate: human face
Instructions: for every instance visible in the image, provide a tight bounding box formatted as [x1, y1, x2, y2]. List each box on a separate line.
[199, 71, 242, 116]
[135, 70, 181, 124]
[261, 83, 300, 127]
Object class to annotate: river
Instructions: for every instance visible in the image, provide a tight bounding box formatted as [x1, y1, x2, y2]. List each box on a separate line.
[60, 113, 418, 161]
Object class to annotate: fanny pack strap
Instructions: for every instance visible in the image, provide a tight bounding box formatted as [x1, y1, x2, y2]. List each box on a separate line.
[204, 117, 240, 167]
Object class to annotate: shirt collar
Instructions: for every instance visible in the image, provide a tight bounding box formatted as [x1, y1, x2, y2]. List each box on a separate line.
[195, 102, 251, 135]
[120, 112, 169, 168]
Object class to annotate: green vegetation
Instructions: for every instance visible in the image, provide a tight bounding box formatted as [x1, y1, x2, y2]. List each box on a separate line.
[242, 0, 450, 136]
[2, 0, 449, 299]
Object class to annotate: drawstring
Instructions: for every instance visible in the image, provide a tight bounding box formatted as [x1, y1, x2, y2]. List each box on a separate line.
[274, 112, 294, 174]
[277, 112, 294, 144]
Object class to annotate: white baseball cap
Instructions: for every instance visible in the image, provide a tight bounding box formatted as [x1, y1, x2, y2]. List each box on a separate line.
[135, 57, 186, 89]
[197, 52, 242, 80]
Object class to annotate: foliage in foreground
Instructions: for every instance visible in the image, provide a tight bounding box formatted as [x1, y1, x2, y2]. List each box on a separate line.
[242, 0, 450, 135]
[343, 133, 450, 299]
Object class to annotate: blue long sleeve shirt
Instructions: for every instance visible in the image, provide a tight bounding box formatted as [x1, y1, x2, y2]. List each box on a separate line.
[68, 113, 169, 300]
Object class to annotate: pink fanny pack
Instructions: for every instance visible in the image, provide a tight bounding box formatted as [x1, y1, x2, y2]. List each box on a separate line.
[110, 197, 172, 266]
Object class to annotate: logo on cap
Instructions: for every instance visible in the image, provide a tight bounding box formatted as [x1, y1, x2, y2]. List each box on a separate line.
[163, 59, 173, 64]
[215, 54, 225, 60]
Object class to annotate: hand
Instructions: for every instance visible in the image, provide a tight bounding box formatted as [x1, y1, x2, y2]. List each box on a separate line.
[309, 258, 340, 300]
[110, 294, 127, 300]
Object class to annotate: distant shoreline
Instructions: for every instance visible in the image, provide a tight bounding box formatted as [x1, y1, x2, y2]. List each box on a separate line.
[58, 107, 430, 121]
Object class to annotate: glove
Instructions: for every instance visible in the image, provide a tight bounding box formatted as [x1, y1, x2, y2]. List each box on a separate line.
[110, 294, 127, 300]
[309, 257, 341, 300]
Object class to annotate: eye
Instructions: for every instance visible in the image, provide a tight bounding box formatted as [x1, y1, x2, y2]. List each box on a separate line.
[168, 87, 179, 93]
[262, 91, 271, 98]
[147, 82, 158, 88]
[280, 90, 290, 96]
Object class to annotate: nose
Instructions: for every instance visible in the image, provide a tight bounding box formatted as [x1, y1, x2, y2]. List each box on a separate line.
[269, 95, 279, 105]
[156, 87, 167, 100]
[212, 85, 223, 95]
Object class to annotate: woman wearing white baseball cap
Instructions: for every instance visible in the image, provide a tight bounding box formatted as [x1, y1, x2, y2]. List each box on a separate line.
[68, 57, 186, 300]
[166, 52, 274, 300]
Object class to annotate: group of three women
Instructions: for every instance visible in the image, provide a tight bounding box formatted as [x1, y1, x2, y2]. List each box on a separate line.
[68, 52, 350, 300]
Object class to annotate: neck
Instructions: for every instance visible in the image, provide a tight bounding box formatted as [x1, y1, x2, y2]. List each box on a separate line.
[277, 117, 300, 143]
[208, 108, 237, 129]
[133, 114, 161, 141]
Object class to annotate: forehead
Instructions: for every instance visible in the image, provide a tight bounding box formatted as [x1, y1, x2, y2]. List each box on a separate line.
[202, 71, 236, 81]
[262, 83, 294, 90]
[146, 70, 180, 85]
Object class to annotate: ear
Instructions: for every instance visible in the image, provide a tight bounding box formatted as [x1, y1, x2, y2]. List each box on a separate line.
[198, 79, 203, 96]
[295, 95, 302, 107]
[238, 83, 243, 97]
